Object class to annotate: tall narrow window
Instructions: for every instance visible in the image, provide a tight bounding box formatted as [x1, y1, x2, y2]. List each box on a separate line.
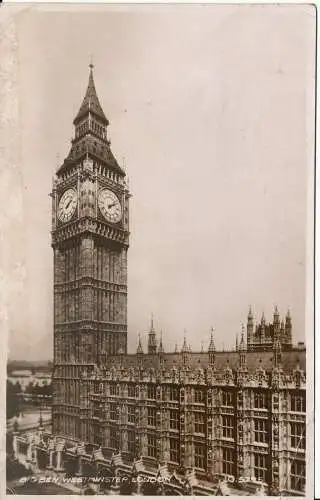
[170, 410, 180, 430]
[290, 422, 305, 450]
[254, 419, 267, 443]
[194, 444, 206, 469]
[148, 407, 156, 427]
[170, 438, 179, 463]
[290, 460, 305, 492]
[222, 448, 235, 476]
[222, 415, 234, 439]
[147, 435, 157, 458]
[254, 454, 267, 482]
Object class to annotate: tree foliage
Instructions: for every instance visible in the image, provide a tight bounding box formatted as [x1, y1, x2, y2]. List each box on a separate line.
[6, 381, 20, 420]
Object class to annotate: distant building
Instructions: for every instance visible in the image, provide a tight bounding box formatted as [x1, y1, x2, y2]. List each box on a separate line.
[8, 370, 51, 391]
[246, 306, 293, 351]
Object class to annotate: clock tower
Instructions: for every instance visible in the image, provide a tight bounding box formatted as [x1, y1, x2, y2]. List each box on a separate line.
[51, 65, 130, 440]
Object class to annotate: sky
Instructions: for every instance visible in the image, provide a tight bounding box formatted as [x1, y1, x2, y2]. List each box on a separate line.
[3, 4, 315, 360]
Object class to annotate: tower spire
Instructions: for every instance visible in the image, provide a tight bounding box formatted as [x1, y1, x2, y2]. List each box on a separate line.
[208, 327, 215, 365]
[239, 323, 246, 368]
[148, 313, 157, 354]
[137, 333, 143, 355]
[158, 330, 164, 354]
[73, 65, 108, 125]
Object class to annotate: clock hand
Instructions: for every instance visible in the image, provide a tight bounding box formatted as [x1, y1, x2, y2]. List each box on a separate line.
[108, 202, 116, 209]
[65, 200, 72, 209]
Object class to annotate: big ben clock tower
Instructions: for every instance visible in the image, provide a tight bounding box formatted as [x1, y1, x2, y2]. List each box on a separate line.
[51, 65, 130, 440]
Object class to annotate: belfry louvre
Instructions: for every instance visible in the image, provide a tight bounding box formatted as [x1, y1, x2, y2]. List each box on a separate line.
[50, 66, 306, 496]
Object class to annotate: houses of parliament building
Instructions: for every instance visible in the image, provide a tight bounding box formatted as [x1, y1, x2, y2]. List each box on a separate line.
[14, 66, 306, 496]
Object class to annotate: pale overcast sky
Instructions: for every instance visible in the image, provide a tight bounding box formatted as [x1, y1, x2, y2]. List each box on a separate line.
[4, 4, 315, 360]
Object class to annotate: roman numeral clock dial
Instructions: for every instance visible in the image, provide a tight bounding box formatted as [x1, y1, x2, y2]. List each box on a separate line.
[57, 188, 78, 223]
[98, 188, 122, 224]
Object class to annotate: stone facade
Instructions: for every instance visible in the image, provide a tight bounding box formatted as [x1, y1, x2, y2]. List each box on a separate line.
[47, 66, 306, 496]
[51, 65, 130, 444]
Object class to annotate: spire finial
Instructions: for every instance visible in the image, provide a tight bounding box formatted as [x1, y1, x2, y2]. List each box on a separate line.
[137, 333, 143, 355]
[89, 53, 94, 70]
[208, 327, 215, 353]
[239, 323, 245, 351]
[181, 331, 188, 353]
[158, 330, 164, 354]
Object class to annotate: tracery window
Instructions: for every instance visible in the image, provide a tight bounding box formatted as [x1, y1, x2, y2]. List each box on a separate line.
[290, 422, 305, 450]
[254, 419, 268, 443]
[290, 460, 305, 492]
[222, 415, 234, 439]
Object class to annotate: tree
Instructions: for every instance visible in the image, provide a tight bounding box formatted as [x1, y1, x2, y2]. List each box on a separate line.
[6, 381, 20, 420]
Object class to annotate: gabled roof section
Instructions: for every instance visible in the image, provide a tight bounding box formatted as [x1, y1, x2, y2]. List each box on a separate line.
[73, 64, 109, 125]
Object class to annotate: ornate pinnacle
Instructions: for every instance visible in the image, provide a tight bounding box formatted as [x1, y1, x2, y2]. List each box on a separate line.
[181, 333, 188, 353]
[137, 333, 143, 355]
[239, 323, 245, 351]
[158, 331, 164, 354]
[208, 327, 215, 353]
[150, 312, 155, 333]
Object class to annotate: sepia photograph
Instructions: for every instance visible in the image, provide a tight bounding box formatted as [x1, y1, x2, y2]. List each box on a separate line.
[1, 3, 315, 497]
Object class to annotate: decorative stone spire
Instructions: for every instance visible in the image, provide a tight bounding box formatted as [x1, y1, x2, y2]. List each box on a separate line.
[273, 322, 282, 367]
[239, 324, 245, 351]
[280, 320, 285, 341]
[247, 305, 254, 350]
[158, 331, 164, 354]
[273, 304, 280, 325]
[148, 313, 157, 354]
[208, 327, 215, 365]
[136, 334, 143, 355]
[239, 323, 246, 368]
[235, 333, 239, 352]
[181, 335, 188, 353]
[74, 64, 109, 125]
[174, 343, 178, 353]
[285, 308, 292, 347]
[181, 332, 189, 365]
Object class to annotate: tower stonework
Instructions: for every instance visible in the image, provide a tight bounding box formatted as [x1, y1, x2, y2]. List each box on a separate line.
[51, 65, 130, 440]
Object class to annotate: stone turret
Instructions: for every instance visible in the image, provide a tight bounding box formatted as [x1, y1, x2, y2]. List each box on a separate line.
[239, 323, 246, 368]
[148, 314, 157, 354]
[247, 305, 254, 350]
[208, 327, 215, 365]
[137, 334, 143, 355]
[285, 309, 292, 348]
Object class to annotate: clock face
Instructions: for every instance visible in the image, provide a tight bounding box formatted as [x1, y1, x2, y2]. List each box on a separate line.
[57, 189, 78, 223]
[98, 189, 122, 223]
